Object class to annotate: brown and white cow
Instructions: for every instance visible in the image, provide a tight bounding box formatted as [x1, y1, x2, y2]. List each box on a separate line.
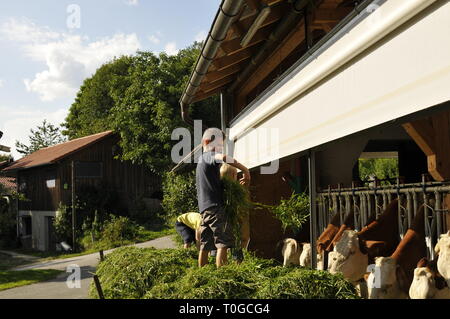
[409, 257, 450, 299]
[435, 231, 450, 286]
[328, 199, 400, 283]
[367, 205, 427, 299]
[299, 243, 325, 270]
[281, 238, 302, 267]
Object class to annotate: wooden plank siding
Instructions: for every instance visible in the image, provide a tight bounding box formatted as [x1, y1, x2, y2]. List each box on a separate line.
[18, 135, 160, 212]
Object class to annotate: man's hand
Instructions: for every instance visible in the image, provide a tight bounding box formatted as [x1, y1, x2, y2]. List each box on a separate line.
[240, 170, 251, 186]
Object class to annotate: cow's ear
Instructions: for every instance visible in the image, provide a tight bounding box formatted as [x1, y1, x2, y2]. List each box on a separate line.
[364, 240, 386, 256]
[416, 257, 429, 268]
[435, 240, 441, 255]
[363, 272, 370, 282]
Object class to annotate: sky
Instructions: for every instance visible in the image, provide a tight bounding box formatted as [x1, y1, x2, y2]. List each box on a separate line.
[0, 0, 220, 159]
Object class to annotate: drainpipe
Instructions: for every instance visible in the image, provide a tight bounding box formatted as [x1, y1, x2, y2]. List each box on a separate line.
[180, 0, 245, 127]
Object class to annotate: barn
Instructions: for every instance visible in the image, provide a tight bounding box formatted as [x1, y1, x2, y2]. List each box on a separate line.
[0, 131, 159, 251]
[177, 0, 450, 263]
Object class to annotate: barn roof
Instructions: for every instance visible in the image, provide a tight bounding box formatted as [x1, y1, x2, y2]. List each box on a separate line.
[0, 175, 16, 194]
[1, 131, 114, 172]
[180, 0, 354, 106]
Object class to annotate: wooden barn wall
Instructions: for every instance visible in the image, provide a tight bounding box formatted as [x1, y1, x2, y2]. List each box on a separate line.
[248, 156, 309, 260]
[19, 135, 160, 212]
[18, 165, 59, 211]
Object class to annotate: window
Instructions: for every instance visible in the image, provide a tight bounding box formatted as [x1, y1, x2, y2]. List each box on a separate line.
[75, 162, 103, 178]
[46, 169, 56, 188]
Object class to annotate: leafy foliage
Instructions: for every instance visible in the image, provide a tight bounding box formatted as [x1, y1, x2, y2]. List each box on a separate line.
[15, 120, 66, 155]
[222, 177, 252, 246]
[63, 43, 220, 175]
[0, 198, 16, 249]
[161, 170, 198, 219]
[91, 247, 358, 299]
[270, 192, 310, 233]
[358, 158, 399, 184]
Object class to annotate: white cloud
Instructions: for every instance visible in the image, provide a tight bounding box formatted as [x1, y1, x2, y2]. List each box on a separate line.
[1, 18, 141, 101]
[125, 0, 139, 6]
[0, 79, 3, 88]
[164, 42, 178, 56]
[148, 34, 160, 45]
[0, 106, 68, 159]
[195, 30, 207, 42]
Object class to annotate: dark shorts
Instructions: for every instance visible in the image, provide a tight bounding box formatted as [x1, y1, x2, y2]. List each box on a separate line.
[175, 221, 196, 244]
[199, 205, 234, 251]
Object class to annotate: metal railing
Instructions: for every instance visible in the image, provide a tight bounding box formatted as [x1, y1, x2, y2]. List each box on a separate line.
[317, 176, 450, 260]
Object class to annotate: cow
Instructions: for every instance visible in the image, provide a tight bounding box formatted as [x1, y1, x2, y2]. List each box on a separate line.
[435, 230, 450, 286]
[281, 238, 302, 267]
[409, 257, 450, 299]
[316, 209, 346, 255]
[367, 204, 427, 299]
[299, 243, 324, 270]
[328, 199, 400, 283]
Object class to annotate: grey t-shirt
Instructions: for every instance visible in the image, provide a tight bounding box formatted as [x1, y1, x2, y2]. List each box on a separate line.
[196, 151, 223, 213]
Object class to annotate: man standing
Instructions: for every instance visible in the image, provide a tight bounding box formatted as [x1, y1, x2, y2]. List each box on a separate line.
[196, 128, 250, 268]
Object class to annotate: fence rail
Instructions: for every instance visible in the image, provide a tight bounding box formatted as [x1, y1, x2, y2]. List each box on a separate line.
[317, 177, 450, 260]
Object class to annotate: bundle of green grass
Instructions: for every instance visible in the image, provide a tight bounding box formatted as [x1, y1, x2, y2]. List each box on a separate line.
[90, 247, 359, 299]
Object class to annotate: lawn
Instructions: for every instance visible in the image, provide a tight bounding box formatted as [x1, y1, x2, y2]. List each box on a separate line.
[0, 253, 63, 291]
[11, 222, 177, 261]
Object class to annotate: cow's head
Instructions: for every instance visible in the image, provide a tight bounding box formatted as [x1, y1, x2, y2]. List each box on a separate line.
[435, 231, 450, 285]
[328, 230, 368, 282]
[409, 267, 436, 299]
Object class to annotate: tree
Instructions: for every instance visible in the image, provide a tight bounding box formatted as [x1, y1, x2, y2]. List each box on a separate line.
[62, 56, 134, 139]
[63, 42, 220, 175]
[0, 154, 13, 162]
[15, 120, 67, 155]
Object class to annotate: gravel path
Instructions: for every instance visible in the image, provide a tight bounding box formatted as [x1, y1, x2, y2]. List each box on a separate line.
[0, 235, 177, 299]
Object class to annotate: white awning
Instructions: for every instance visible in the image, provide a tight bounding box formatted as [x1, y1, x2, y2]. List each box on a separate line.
[229, 0, 450, 170]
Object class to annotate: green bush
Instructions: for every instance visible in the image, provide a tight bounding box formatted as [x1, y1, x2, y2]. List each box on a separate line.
[82, 215, 139, 251]
[91, 247, 358, 299]
[0, 198, 16, 249]
[161, 171, 198, 219]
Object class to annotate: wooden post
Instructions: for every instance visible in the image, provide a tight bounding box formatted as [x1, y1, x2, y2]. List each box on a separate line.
[71, 161, 76, 252]
[99, 250, 104, 261]
[93, 275, 105, 299]
[308, 150, 317, 270]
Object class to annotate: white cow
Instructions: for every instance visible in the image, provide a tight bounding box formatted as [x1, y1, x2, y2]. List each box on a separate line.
[367, 257, 408, 299]
[281, 238, 301, 267]
[409, 265, 450, 299]
[328, 230, 368, 283]
[299, 243, 325, 270]
[435, 231, 450, 286]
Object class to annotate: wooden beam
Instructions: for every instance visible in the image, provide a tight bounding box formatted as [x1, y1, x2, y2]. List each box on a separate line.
[203, 63, 243, 84]
[402, 119, 435, 156]
[212, 48, 254, 71]
[227, 5, 283, 41]
[245, 0, 260, 10]
[221, 24, 272, 55]
[313, 8, 353, 24]
[201, 74, 235, 93]
[235, 18, 306, 106]
[430, 113, 450, 181]
[403, 111, 450, 182]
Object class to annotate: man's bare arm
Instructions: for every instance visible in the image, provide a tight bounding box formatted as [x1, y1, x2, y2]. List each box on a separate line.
[215, 153, 251, 185]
